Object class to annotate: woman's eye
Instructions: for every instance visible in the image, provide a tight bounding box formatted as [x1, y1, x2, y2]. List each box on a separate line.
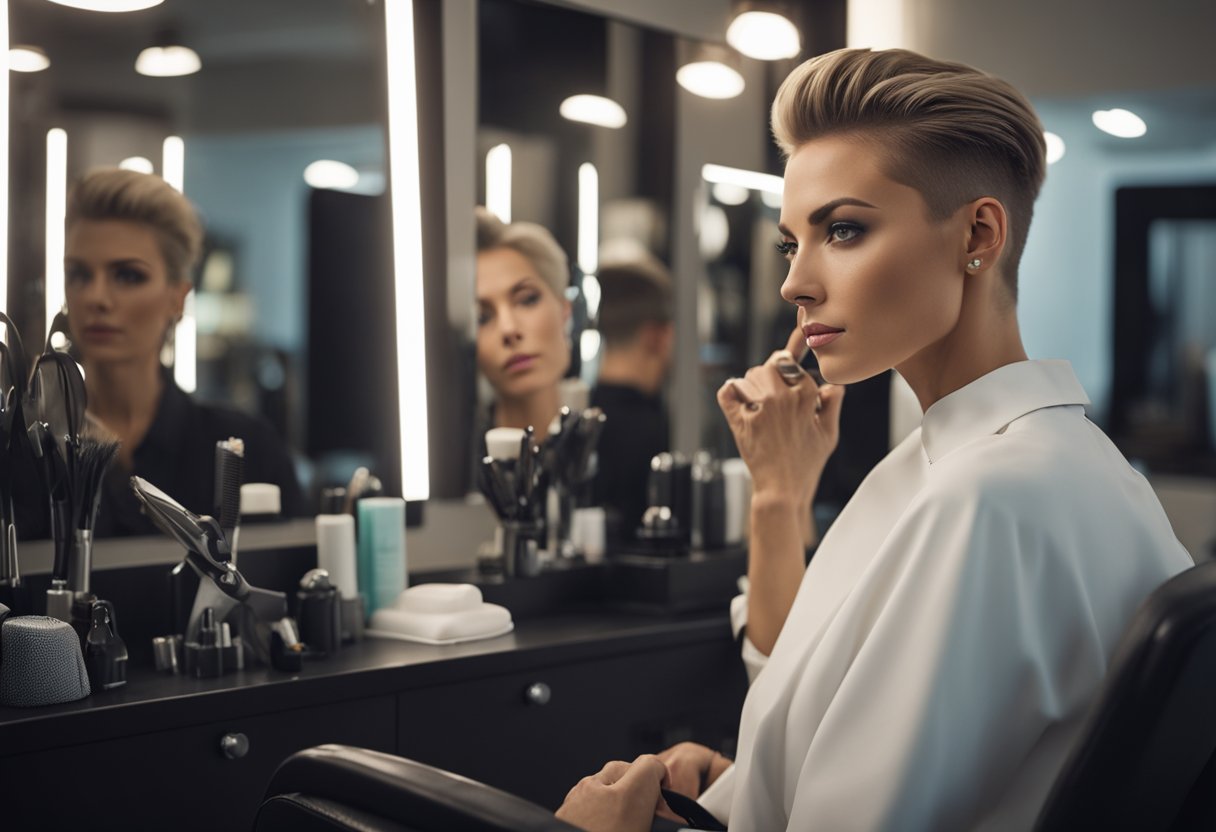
[518, 292, 541, 307]
[775, 240, 797, 259]
[114, 266, 147, 285]
[477, 309, 492, 327]
[828, 222, 863, 244]
[66, 265, 90, 284]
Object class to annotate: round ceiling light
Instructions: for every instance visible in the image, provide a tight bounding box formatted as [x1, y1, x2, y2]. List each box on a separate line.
[1091, 108, 1147, 138]
[304, 160, 360, 191]
[1044, 131, 1066, 164]
[677, 60, 746, 100]
[47, 0, 164, 11]
[135, 45, 201, 78]
[10, 46, 50, 73]
[726, 10, 801, 61]
[559, 94, 628, 129]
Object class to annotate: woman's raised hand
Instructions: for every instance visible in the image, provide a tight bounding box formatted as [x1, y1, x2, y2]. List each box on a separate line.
[717, 326, 845, 506]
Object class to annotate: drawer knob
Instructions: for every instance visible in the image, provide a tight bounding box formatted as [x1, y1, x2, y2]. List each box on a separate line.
[220, 732, 250, 759]
[524, 682, 551, 706]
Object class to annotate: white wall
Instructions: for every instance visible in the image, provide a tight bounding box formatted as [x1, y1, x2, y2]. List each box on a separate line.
[1019, 101, 1216, 422]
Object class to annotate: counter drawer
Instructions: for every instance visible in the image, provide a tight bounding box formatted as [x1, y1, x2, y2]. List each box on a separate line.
[396, 638, 747, 809]
[3, 694, 395, 831]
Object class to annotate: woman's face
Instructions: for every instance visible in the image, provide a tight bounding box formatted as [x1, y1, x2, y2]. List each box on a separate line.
[476, 246, 570, 399]
[778, 134, 969, 385]
[65, 219, 188, 367]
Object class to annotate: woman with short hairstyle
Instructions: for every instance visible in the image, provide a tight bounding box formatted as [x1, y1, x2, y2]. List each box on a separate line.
[556, 48, 1190, 832]
[475, 206, 572, 433]
[65, 168, 302, 535]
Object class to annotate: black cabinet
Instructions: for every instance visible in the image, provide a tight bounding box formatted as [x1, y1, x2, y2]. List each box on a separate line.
[396, 639, 747, 809]
[4, 696, 395, 831]
[0, 613, 745, 829]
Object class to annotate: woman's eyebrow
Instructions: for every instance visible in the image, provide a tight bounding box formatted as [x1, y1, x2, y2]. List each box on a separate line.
[808, 197, 878, 226]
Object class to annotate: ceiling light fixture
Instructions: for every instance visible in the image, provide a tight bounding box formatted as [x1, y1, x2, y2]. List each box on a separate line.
[10, 45, 50, 73]
[135, 44, 201, 77]
[702, 163, 783, 196]
[304, 159, 360, 191]
[47, 0, 163, 12]
[559, 94, 627, 129]
[677, 42, 745, 100]
[119, 156, 154, 174]
[726, 4, 801, 61]
[1044, 131, 1066, 164]
[1091, 108, 1146, 138]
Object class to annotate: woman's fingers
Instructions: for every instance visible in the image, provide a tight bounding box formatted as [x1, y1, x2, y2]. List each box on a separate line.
[784, 323, 809, 361]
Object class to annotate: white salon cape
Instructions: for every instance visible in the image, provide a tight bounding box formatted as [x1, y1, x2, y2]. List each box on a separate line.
[699, 359, 1192, 831]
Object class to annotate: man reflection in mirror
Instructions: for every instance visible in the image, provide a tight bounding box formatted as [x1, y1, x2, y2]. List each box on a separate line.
[589, 252, 674, 543]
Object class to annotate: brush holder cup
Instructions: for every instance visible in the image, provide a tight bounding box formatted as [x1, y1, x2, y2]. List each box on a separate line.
[0, 615, 91, 707]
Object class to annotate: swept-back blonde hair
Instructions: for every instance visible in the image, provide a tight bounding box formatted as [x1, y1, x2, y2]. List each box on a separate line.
[475, 206, 569, 298]
[771, 48, 1046, 298]
[67, 168, 204, 285]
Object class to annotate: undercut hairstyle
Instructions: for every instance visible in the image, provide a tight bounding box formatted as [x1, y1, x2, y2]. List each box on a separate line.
[66, 168, 204, 285]
[595, 254, 673, 350]
[475, 206, 570, 299]
[771, 47, 1047, 300]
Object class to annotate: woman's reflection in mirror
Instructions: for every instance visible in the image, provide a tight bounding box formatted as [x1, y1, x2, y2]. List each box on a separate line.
[60, 169, 303, 536]
[588, 251, 674, 542]
[474, 206, 572, 437]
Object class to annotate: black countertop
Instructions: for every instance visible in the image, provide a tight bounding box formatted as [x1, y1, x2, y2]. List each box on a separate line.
[0, 610, 734, 757]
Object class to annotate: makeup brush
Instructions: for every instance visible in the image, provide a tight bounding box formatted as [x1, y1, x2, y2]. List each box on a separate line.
[67, 435, 120, 595]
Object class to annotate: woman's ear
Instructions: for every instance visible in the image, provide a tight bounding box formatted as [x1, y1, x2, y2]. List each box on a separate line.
[963, 197, 1007, 274]
[170, 280, 192, 322]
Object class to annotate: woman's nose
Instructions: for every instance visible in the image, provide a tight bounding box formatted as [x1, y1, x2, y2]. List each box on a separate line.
[780, 263, 823, 308]
[74, 272, 112, 308]
[497, 309, 522, 345]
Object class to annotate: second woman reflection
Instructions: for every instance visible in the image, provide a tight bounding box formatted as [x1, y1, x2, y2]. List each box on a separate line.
[65, 168, 303, 536]
[475, 207, 572, 433]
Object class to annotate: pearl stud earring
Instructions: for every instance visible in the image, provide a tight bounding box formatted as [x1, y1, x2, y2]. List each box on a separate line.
[967, 258, 982, 270]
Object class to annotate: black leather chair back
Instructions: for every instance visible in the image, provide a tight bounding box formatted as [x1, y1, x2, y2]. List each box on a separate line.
[1036, 559, 1216, 831]
[255, 744, 581, 832]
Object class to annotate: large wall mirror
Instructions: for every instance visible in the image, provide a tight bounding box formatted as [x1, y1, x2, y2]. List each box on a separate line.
[7, 0, 391, 531]
[473, 0, 675, 391]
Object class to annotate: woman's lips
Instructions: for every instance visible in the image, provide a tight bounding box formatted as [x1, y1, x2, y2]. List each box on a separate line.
[82, 325, 122, 340]
[805, 331, 843, 348]
[504, 354, 538, 373]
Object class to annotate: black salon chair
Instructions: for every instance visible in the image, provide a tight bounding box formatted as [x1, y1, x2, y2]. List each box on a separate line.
[253, 744, 580, 832]
[1035, 558, 1216, 831]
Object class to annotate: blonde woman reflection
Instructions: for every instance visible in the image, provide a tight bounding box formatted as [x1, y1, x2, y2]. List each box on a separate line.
[64, 168, 302, 536]
[555, 48, 1190, 832]
[475, 207, 571, 433]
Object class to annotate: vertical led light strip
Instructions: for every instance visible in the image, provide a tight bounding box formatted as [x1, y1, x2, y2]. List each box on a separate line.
[45, 128, 68, 337]
[577, 162, 598, 276]
[485, 142, 511, 223]
[385, 0, 430, 501]
[162, 135, 184, 191]
[0, 1, 9, 325]
[162, 135, 196, 391]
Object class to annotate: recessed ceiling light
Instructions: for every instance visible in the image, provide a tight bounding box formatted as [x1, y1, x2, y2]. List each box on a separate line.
[304, 159, 360, 191]
[677, 61, 745, 100]
[119, 156, 154, 174]
[135, 45, 201, 78]
[559, 95, 627, 129]
[1044, 131, 1066, 164]
[1092, 108, 1146, 138]
[726, 10, 801, 61]
[712, 182, 750, 206]
[10, 46, 50, 73]
[47, 0, 163, 11]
